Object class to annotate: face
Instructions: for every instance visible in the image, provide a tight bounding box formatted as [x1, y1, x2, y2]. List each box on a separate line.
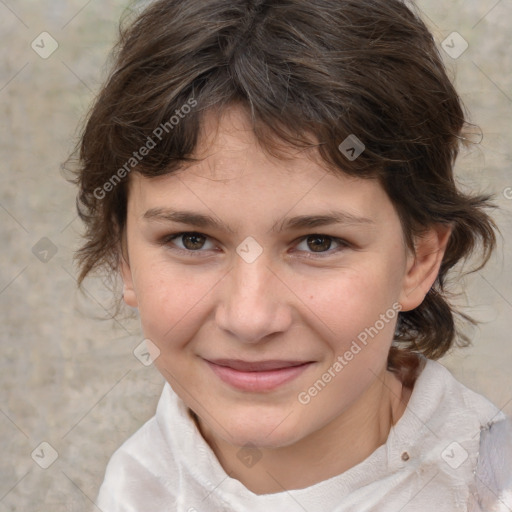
[120, 105, 439, 449]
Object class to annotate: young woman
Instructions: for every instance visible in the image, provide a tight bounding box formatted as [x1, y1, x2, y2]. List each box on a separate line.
[69, 1, 512, 510]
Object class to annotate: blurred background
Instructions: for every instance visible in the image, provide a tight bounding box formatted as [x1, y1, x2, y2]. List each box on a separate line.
[0, 0, 511, 510]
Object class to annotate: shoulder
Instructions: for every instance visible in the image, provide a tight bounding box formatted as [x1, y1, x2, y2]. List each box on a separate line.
[408, 359, 512, 510]
[102, 412, 169, 476]
[415, 358, 506, 428]
[468, 417, 512, 511]
[96, 385, 179, 511]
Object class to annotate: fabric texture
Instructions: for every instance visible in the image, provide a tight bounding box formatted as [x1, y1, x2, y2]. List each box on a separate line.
[96, 358, 512, 512]
[467, 417, 512, 511]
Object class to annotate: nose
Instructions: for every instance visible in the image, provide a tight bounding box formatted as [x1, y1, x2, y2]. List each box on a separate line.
[215, 251, 293, 344]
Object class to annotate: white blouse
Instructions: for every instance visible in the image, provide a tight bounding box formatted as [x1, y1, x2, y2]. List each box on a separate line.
[96, 358, 512, 511]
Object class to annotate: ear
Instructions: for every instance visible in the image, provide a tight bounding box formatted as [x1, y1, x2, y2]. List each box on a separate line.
[119, 238, 138, 308]
[399, 224, 452, 312]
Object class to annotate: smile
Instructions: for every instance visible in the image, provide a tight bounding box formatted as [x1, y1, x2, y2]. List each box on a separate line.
[204, 359, 314, 392]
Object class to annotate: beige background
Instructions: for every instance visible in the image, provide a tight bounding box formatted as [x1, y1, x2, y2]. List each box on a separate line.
[0, 1, 511, 510]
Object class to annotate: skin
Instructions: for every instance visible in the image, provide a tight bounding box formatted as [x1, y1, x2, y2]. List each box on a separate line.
[120, 104, 451, 495]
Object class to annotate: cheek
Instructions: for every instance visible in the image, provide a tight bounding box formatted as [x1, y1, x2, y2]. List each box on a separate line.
[294, 269, 401, 415]
[299, 266, 400, 343]
[132, 260, 215, 344]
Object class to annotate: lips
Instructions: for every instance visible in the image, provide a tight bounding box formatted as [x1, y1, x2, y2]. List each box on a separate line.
[207, 359, 311, 372]
[204, 358, 314, 392]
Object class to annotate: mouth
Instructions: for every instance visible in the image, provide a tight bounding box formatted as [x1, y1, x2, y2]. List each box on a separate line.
[203, 358, 314, 392]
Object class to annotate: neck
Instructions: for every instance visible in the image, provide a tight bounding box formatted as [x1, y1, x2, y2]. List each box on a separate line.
[196, 368, 412, 495]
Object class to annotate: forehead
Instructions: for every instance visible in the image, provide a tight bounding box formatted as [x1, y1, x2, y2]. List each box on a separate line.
[126, 105, 393, 225]
[184, 105, 330, 180]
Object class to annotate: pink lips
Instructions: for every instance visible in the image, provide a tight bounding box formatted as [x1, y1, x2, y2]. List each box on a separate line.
[205, 358, 313, 392]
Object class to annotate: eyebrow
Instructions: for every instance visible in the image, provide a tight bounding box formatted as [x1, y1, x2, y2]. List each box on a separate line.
[142, 208, 374, 233]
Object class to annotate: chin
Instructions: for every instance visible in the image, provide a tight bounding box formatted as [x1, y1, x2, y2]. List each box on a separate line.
[209, 407, 307, 449]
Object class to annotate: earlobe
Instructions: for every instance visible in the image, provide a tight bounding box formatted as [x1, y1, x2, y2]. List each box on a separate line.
[120, 253, 138, 308]
[399, 224, 452, 312]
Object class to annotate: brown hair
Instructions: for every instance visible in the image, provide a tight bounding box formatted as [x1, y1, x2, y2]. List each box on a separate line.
[67, 0, 497, 381]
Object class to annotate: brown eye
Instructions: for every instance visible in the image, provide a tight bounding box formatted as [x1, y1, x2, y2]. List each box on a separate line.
[159, 231, 216, 257]
[306, 235, 334, 252]
[180, 233, 207, 250]
[294, 234, 349, 257]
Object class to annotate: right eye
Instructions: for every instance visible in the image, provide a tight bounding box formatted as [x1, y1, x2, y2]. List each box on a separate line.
[160, 232, 217, 255]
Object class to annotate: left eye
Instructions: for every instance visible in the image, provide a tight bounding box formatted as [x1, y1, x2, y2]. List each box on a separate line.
[295, 235, 348, 255]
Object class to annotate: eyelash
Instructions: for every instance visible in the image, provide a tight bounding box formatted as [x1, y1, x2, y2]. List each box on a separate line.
[159, 232, 351, 259]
